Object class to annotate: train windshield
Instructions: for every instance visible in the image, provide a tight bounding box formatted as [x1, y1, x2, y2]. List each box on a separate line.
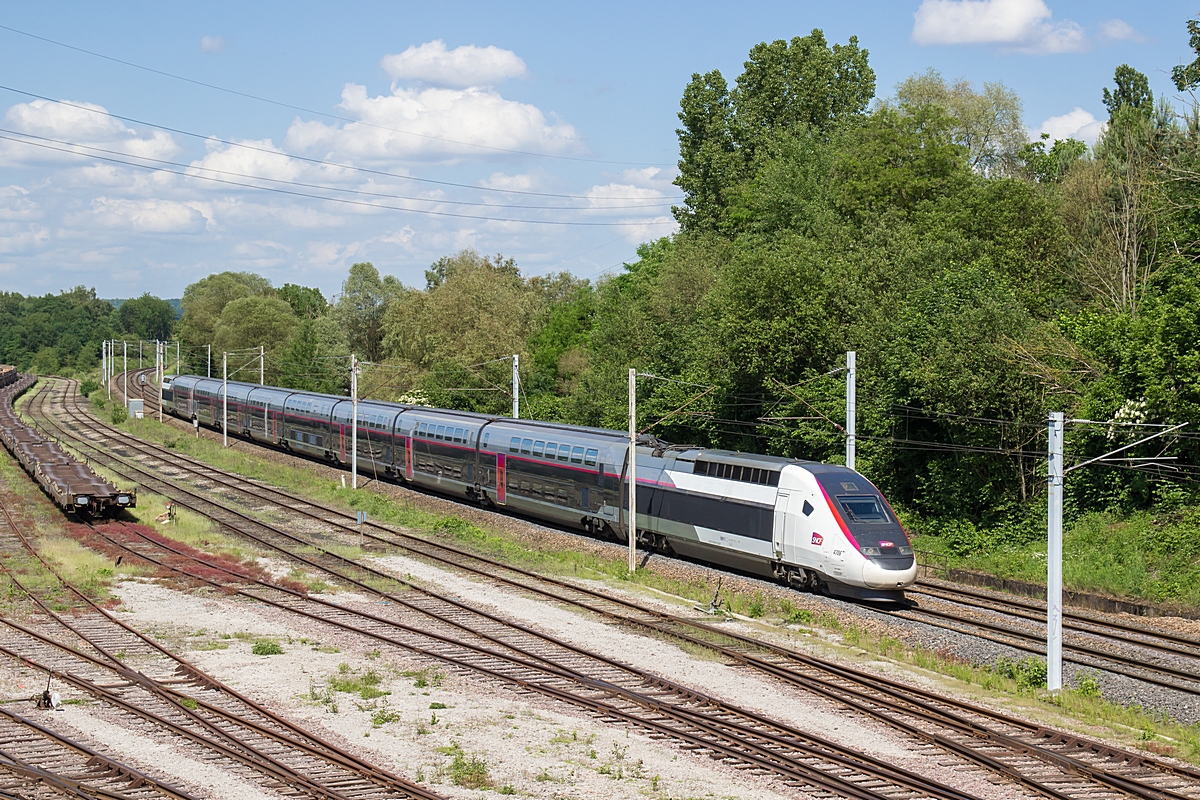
[837, 495, 890, 524]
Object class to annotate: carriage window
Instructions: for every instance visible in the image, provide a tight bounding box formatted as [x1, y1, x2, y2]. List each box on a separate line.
[584, 448, 598, 466]
[533, 441, 544, 456]
[521, 438, 533, 455]
[418, 422, 428, 436]
[559, 445, 571, 462]
[571, 446, 584, 464]
[436, 425, 445, 440]
[455, 427, 464, 443]
[482, 432, 489, 447]
[510, 437, 521, 452]
[545, 443, 557, 459]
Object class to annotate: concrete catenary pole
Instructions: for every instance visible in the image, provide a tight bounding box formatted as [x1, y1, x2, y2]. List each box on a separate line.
[1046, 411, 1064, 692]
[512, 354, 520, 419]
[222, 352, 228, 449]
[207, 344, 211, 378]
[846, 350, 857, 472]
[351, 354, 359, 490]
[259, 345, 264, 385]
[628, 367, 637, 575]
[123, 341, 127, 408]
[175, 341, 179, 377]
[158, 342, 164, 423]
[139, 340, 142, 369]
[107, 341, 112, 400]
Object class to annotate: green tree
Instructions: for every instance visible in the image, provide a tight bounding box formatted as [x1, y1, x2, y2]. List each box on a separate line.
[833, 104, 971, 220]
[673, 29, 875, 234]
[0, 287, 114, 375]
[1171, 17, 1200, 91]
[1103, 64, 1153, 120]
[893, 70, 1026, 176]
[734, 30, 875, 147]
[334, 262, 397, 361]
[1015, 134, 1087, 184]
[118, 293, 175, 341]
[212, 296, 298, 381]
[674, 70, 740, 232]
[179, 271, 273, 348]
[279, 315, 350, 393]
[277, 283, 327, 319]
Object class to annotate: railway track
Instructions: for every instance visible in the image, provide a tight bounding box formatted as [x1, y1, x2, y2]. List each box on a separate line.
[0, 485, 444, 800]
[39, 376, 1008, 800]
[896, 582, 1200, 694]
[43, 373, 1200, 799]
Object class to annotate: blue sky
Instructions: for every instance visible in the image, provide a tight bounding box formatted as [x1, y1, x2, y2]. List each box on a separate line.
[0, 0, 1193, 299]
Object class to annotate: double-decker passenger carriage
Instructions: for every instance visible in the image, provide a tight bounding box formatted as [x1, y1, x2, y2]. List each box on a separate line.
[162, 374, 916, 601]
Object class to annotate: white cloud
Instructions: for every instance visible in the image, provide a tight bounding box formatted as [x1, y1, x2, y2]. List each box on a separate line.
[88, 197, 209, 233]
[1035, 107, 1106, 145]
[285, 83, 580, 162]
[481, 172, 537, 191]
[200, 36, 227, 53]
[305, 239, 364, 270]
[586, 182, 665, 213]
[377, 226, 415, 246]
[381, 40, 527, 88]
[1098, 19, 1145, 43]
[0, 186, 40, 222]
[0, 224, 49, 254]
[0, 98, 180, 167]
[912, 0, 1087, 54]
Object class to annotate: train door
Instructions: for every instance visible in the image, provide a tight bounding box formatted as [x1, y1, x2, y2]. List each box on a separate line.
[404, 435, 414, 480]
[495, 453, 507, 504]
[773, 491, 791, 560]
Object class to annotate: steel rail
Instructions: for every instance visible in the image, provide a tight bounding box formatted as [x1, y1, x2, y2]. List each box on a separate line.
[3, 389, 444, 800]
[910, 582, 1200, 655]
[0, 499, 433, 800]
[72, 374, 1200, 800]
[42, 379, 991, 800]
[91, 518, 979, 800]
[106, 374, 1200, 784]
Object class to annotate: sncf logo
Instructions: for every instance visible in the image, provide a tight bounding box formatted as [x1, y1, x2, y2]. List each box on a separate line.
[811, 532, 823, 546]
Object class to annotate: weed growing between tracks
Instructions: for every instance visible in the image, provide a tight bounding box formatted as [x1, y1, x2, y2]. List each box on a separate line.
[105, 411, 1200, 763]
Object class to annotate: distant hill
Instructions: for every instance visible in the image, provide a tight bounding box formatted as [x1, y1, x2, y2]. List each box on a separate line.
[104, 298, 183, 319]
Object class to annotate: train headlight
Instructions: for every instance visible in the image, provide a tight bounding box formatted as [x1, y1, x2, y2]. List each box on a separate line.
[75, 495, 90, 506]
[117, 495, 130, 505]
[860, 546, 881, 556]
[898, 546, 913, 555]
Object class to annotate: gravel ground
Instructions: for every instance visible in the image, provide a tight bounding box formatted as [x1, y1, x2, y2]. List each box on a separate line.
[112, 578, 808, 800]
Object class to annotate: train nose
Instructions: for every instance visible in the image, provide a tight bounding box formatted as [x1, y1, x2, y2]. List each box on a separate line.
[860, 557, 917, 589]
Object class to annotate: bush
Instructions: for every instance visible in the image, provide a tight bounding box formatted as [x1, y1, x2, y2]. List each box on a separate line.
[79, 379, 99, 396]
[993, 656, 1046, 689]
[252, 640, 284, 655]
[446, 743, 489, 788]
[109, 404, 128, 425]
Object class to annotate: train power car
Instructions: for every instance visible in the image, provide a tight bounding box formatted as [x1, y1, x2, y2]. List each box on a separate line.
[161, 374, 915, 600]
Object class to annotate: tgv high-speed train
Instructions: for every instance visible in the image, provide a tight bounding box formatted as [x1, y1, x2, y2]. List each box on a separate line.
[162, 374, 916, 601]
